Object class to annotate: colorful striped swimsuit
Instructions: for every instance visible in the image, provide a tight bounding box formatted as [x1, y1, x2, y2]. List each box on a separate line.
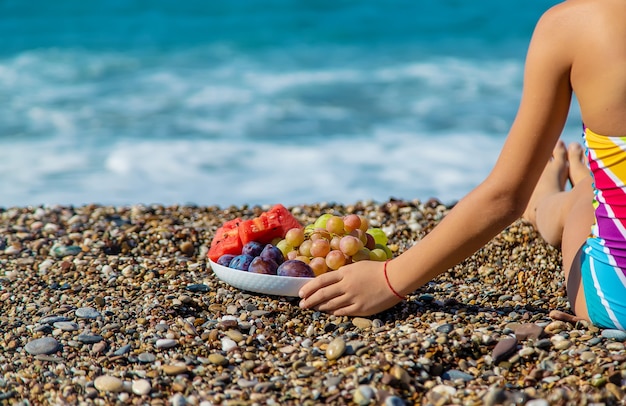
[581, 126, 626, 330]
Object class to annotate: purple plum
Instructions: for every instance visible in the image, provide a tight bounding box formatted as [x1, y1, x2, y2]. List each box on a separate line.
[242, 241, 265, 257]
[229, 254, 255, 271]
[277, 260, 314, 278]
[260, 244, 284, 265]
[217, 254, 236, 267]
[248, 256, 278, 275]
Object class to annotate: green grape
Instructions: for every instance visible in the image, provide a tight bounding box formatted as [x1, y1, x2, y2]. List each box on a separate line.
[367, 228, 388, 246]
[295, 255, 311, 264]
[276, 239, 294, 257]
[369, 248, 387, 261]
[285, 228, 305, 247]
[325, 215, 345, 235]
[304, 224, 316, 236]
[352, 248, 371, 262]
[299, 239, 312, 257]
[326, 250, 346, 270]
[313, 213, 333, 229]
[375, 243, 393, 260]
[310, 228, 331, 241]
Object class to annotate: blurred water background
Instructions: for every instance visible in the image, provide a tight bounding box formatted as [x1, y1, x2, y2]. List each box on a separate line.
[0, 0, 578, 208]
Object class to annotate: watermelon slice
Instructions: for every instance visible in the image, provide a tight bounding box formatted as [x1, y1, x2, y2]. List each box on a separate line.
[208, 204, 303, 261]
[208, 218, 243, 262]
[268, 204, 303, 235]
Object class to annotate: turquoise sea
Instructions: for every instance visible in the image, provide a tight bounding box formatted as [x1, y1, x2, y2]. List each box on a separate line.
[0, 0, 576, 207]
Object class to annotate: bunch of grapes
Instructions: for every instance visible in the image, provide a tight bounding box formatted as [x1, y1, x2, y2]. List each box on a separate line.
[273, 213, 393, 276]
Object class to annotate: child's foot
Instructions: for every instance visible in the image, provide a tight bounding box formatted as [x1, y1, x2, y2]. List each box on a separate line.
[568, 143, 589, 186]
[549, 309, 586, 323]
[521, 140, 569, 226]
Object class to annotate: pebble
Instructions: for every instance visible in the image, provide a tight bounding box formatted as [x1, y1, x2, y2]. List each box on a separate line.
[0, 203, 621, 405]
[525, 399, 549, 406]
[76, 334, 103, 344]
[50, 245, 82, 258]
[186, 284, 210, 293]
[53, 321, 79, 331]
[155, 338, 177, 349]
[93, 375, 124, 393]
[352, 318, 372, 329]
[514, 323, 544, 341]
[113, 344, 132, 356]
[75, 307, 101, 319]
[353, 385, 376, 405]
[24, 337, 59, 355]
[161, 364, 188, 375]
[39, 316, 71, 324]
[601, 329, 626, 342]
[442, 369, 474, 382]
[492, 337, 517, 363]
[221, 337, 237, 352]
[326, 337, 346, 361]
[208, 353, 228, 366]
[138, 352, 156, 363]
[132, 379, 151, 396]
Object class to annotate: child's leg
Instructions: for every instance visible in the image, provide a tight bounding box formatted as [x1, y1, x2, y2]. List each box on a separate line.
[523, 142, 594, 320]
[522, 140, 570, 246]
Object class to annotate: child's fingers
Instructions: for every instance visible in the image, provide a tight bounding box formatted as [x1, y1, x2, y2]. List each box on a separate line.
[298, 274, 345, 309]
[298, 271, 342, 300]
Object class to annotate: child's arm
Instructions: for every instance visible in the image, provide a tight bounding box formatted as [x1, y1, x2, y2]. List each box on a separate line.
[298, 4, 577, 316]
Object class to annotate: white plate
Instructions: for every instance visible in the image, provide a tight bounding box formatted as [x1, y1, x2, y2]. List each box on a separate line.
[209, 259, 314, 297]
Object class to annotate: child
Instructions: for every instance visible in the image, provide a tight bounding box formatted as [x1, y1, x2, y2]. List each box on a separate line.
[298, 0, 626, 330]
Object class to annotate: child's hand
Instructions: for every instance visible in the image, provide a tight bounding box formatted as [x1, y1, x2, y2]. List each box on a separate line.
[298, 260, 403, 316]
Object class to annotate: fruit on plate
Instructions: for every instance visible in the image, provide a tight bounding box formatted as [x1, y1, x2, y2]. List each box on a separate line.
[248, 256, 279, 275]
[242, 241, 265, 257]
[273, 213, 393, 276]
[208, 204, 302, 262]
[208, 218, 243, 263]
[238, 204, 303, 245]
[229, 254, 255, 271]
[277, 259, 315, 277]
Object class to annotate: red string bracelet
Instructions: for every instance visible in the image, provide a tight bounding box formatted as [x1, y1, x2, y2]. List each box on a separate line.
[383, 260, 406, 300]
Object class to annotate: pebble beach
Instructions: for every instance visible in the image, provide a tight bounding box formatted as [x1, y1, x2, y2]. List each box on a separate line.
[1, 199, 625, 406]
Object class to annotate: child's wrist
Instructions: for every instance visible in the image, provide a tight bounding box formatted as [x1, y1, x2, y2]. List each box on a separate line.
[383, 260, 406, 300]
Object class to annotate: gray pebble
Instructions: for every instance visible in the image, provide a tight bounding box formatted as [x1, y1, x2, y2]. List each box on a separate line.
[138, 352, 156, 363]
[75, 307, 101, 319]
[156, 338, 177, 349]
[113, 344, 132, 356]
[76, 334, 103, 344]
[436, 323, 453, 334]
[601, 329, 626, 342]
[588, 337, 602, 346]
[25, 337, 59, 355]
[39, 316, 71, 324]
[442, 369, 474, 382]
[186, 284, 210, 293]
[53, 321, 79, 331]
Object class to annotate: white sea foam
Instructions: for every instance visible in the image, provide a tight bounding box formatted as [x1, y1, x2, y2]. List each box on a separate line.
[0, 46, 582, 207]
